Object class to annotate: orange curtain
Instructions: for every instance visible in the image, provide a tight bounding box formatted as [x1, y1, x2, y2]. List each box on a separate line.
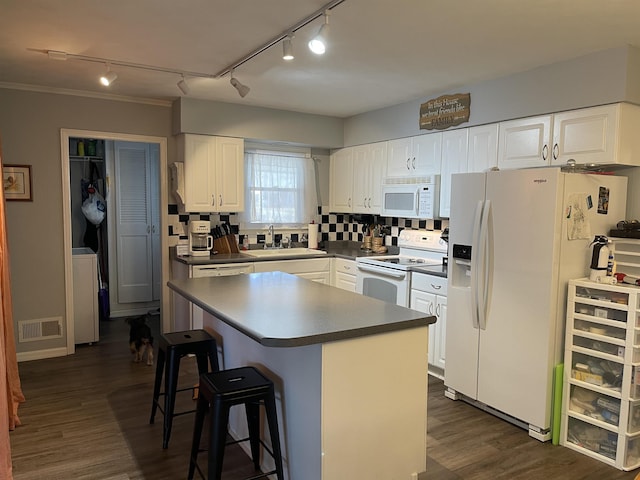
[0, 138, 26, 479]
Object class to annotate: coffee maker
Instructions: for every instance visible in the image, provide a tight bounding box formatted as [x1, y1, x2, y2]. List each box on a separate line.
[189, 220, 213, 256]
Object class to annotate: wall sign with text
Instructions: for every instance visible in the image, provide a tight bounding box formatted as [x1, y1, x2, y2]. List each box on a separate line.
[419, 93, 470, 130]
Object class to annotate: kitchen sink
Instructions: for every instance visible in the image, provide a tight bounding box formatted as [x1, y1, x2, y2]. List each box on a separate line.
[241, 248, 327, 258]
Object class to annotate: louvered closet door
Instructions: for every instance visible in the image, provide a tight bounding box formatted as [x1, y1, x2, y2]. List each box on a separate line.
[114, 141, 153, 303]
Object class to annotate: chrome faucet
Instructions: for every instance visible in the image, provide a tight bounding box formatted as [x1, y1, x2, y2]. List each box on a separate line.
[265, 225, 275, 248]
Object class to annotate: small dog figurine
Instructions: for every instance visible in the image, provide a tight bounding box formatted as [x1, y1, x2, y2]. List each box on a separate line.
[126, 315, 154, 366]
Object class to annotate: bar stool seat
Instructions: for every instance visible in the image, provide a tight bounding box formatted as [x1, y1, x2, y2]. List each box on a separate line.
[188, 366, 284, 480]
[149, 329, 219, 449]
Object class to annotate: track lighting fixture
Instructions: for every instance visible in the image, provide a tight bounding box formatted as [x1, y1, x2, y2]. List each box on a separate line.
[177, 75, 190, 95]
[99, 65, 117, 86]
[212, 0, 346, 78]
[36, 0, 348, 98]
[282, 35, 294, 61]
[230, 71, 250, 98]
[308, 12, 329, 55]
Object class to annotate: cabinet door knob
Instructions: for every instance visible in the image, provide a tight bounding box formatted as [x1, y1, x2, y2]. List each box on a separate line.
[406, 158, 411, 170]
[219, 194, 222, 206]
[542, 144, 548, 161]
[211, 194, 215, 206]
[412, 157, 416, 169]
[436, 304, 440, 317]
[147, 225, 151, 234]
[428, 304, 434, 315]
[553, 143, 559, 160]
[432, 284, 441, 290]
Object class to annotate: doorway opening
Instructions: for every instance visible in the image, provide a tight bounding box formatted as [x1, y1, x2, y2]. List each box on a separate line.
[61, 129, 169, 354]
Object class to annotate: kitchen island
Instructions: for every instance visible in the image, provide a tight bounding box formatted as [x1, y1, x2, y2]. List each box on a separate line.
[168, 271, 434, 480]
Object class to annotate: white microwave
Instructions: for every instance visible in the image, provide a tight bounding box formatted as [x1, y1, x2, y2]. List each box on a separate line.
[380, 175, 439, 219]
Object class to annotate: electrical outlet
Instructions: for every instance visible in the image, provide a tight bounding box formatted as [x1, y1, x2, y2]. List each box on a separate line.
[173, 223, 185, 235]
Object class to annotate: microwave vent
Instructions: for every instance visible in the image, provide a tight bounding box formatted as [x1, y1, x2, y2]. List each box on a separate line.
[383, 175, 438, 185]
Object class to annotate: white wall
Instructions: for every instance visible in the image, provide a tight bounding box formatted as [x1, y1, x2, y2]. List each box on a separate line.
[0, 88, 173, 354]
[174, 97, 344, 148]
[343, 46, 637, 146]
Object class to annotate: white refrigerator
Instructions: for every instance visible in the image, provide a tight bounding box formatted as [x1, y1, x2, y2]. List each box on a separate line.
[445, 168, 627, 440]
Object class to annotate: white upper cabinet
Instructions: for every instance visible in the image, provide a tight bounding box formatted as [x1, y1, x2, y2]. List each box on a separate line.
[550, 103, 640, 167]
[387, 134, 441, 176]
[352, 142, 387, 214]
[215, 137, 244, 211]
[439, 129, 469, 218]
[178, 134, 244, 213]
[467, 124, 498, 173]
[329, 147, 354, 212]
[498, 103, 640, 170]
[498, 115, 552, 169]
[330, 142, 387, 214]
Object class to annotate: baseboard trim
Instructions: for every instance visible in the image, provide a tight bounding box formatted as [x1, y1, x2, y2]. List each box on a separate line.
[17, 347, 69, 362]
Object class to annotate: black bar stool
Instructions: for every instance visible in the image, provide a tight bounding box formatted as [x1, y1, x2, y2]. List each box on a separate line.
[188, 366, 284, 480]
[149, 329, 219, 449]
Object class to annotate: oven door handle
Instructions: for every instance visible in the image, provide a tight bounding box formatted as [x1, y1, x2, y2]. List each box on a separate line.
[356, 264, 407, 279]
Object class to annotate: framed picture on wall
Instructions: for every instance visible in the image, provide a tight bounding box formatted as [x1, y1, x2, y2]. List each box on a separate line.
[3, 164, 32, 201]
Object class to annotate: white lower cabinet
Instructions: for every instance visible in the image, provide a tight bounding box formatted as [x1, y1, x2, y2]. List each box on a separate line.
[562, 279, 640, 470]
[253, 258, 331, 284]
[410, 273, 447, 378]
[332, 258, 357, 292]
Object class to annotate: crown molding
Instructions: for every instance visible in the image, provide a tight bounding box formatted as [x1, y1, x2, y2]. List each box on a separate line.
[0, 81, 173, 107]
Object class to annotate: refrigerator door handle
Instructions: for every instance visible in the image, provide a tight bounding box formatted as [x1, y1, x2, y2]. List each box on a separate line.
[470, 200, 484, 329]
[477, 200, 491, 330]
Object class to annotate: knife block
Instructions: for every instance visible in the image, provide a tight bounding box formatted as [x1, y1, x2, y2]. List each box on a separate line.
[213, 234, 239, 254]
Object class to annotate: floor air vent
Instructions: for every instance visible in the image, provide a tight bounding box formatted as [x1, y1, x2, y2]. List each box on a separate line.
[18, 317, 63, 342]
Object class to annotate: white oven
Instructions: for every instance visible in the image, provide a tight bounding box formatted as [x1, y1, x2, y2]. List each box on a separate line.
[356, 262, 411, 306]
[356, 229, 447, 307]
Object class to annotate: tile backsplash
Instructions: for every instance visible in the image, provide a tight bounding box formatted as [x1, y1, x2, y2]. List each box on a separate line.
[167, 204, 446, 247]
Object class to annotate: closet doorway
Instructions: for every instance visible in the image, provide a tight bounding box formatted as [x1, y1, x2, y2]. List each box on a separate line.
[61, 129, 169, 354]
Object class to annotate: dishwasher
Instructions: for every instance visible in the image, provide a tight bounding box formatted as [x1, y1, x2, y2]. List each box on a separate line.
[190, 263, 254, 329]
[192, 263, 254, 278]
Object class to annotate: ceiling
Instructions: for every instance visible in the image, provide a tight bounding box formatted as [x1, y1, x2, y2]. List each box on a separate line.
[2, 1, 640, 118]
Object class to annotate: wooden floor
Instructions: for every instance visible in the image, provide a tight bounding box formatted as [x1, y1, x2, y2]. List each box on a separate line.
[9, 315, 640, 479]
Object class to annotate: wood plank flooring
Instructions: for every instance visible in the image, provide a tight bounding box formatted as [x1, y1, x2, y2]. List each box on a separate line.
[9, 316, 640, 479]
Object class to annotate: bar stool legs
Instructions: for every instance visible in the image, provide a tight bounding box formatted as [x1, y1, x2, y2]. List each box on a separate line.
[149, 329, 219, 449]
[188, 367, 284, 480]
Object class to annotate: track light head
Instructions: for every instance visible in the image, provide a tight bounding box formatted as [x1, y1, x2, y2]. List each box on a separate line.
[99, 70, 118, 86]
[177, 75, 190, 95]
[283, 35, 294, 61]
[309, 12, 329, 55]
[230, 72, 250, 98]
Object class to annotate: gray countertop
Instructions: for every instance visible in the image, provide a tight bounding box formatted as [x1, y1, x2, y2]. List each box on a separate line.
[168, 271, 435, 347]
[172, 241, 400, 265]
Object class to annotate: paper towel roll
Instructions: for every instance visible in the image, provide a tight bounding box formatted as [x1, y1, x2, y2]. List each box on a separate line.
[308, 223, 319, 249]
